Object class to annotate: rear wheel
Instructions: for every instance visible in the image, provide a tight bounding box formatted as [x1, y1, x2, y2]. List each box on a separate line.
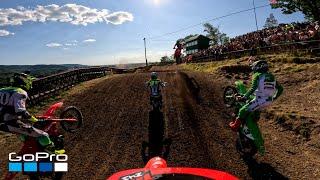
[151, 98, 162, 111]
[223, 86, 238, 108]
[152, 102, 160, 111]
[60, 106, 83, 133]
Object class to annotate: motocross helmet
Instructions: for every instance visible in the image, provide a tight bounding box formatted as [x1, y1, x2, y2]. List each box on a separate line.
[12, 73, 34, 91]
[151, 72, 158, 80]
[251, 60, 269, 73]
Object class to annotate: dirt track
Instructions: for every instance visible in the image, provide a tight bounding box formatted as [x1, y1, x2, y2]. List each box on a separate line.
[1, 67, 318, 179]
[60, 70, 290, 179]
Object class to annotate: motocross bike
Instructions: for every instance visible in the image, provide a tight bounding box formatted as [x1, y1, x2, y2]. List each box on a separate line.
[174, 48, 182, 64]
[149, 82, 167, 112]
[108, 156, 238, 180]
[150, 95, 163, 112]
[141, 139, 171, 164]
[223, 80, 264, 157]
[4, 102, 83, 180]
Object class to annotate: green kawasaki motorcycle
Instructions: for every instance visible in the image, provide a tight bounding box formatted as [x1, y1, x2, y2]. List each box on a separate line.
[223, 80, 265, 157]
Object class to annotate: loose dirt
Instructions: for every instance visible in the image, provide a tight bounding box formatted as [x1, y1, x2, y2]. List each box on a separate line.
[1, 64, 319, 179]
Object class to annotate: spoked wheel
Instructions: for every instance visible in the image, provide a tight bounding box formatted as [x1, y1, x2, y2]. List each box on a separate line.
[223, 86, 238, 108]
[60, 106, 83, 133]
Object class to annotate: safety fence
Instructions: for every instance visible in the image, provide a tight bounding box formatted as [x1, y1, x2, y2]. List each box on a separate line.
[1, 66, 129, 105]
[30, 67, 134, 105]
[188, 40, 320, 63]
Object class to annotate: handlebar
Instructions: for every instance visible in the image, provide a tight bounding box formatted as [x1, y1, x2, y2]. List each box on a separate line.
[162, 82, 168, 87]
[235, 94, 247, 103]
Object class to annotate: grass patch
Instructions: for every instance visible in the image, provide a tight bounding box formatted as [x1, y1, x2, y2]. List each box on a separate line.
[181, 59, 241, 73]
[181, 53, 318, 74]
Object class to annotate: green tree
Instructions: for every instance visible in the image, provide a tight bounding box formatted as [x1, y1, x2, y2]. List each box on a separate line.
[219, 33, 230, 45]
[160, 55, 173, 63]
[203, 23, 229, 45]
[271, 0, 320, 22]
[264, 13, 279, 28]
[203, 23, 220, 45]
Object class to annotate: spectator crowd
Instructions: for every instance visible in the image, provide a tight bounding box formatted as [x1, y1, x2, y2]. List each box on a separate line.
[186, 21, 320, 62]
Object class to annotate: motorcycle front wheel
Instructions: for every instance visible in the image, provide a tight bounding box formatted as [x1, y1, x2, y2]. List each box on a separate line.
[223, 86, 238, 108]
[60, 106, 83, 133]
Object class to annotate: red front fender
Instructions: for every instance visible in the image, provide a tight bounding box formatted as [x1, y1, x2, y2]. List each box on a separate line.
[42, 102, 64, 118]
[108, 157, 238, 180]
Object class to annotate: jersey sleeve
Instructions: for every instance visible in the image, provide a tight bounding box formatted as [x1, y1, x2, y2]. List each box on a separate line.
[159, 80, 165, 87]
[274, 81, 284, 100]
[13, 91, 28, 113]
[244, 73, 260, 98]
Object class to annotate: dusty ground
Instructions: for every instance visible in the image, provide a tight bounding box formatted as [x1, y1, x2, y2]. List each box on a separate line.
[0, 57, 319, 179]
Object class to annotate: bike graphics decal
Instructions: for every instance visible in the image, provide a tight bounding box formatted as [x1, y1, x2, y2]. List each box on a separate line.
[120, 170, 163, 180]
[120, 171, 145, 180]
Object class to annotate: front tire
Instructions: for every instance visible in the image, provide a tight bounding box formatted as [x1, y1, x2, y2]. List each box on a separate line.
[223, 86, 238, 108]
[60, 106, 83, 133]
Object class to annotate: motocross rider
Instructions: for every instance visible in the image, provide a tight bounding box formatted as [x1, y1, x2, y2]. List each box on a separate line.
[0, 73, 65, 154]
[146, 72, 165, 106]
[229, 60, 283, 131]
[173, 40, 183, 64]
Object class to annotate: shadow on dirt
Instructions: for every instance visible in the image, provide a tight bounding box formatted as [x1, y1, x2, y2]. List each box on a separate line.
[178, 72, 202, 104]
[243, 156, 288, 180]
[141, 110, 172, 164]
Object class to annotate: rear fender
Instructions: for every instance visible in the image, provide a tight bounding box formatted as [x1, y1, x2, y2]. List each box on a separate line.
[43, 102, 64, 118]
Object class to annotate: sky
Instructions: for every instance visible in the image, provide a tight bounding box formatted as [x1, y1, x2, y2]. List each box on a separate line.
[0, 0, 305, 65]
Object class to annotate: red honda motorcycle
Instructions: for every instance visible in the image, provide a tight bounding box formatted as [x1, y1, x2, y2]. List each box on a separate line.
[4, 102, 83, 180]
[108, 157, 238, 180]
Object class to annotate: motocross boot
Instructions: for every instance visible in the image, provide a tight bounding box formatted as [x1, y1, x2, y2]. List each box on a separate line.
[229, 118, 241, 131]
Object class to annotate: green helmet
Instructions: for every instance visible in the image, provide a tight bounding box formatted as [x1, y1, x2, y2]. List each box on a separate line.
[251, 60, 269, 73]
[151, 72, 158, 80]
[12, 73, 34, 91]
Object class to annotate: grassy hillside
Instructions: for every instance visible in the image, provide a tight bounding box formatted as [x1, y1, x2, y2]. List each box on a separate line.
[182, 53, 320, 143]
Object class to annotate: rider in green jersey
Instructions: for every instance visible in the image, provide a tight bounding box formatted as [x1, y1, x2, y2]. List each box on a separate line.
[229, 60, 283, 132]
